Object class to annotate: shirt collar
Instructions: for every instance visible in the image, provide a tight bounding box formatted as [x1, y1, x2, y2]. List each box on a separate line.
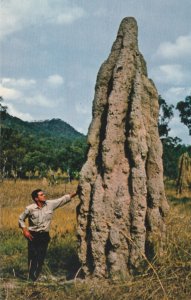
[34, 201, 47, 209]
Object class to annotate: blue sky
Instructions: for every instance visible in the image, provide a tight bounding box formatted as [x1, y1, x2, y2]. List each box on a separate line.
[0, 0, 191, 144]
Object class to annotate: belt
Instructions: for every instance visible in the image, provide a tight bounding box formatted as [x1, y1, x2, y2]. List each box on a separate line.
[29, 230, 49, 234]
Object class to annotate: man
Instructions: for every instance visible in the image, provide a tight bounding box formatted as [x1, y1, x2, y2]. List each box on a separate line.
[19, 187, 79, 281]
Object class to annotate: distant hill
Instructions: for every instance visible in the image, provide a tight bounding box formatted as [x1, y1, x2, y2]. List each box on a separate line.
[3, 113, 85, 140]
[1, 113, 87, 178]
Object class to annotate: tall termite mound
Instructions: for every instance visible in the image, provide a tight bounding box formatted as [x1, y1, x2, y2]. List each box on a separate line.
[77, 17, 169, 279]
[177, 152, 191, 194]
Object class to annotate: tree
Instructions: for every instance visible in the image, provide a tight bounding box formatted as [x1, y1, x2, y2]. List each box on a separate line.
[1, 127, 27, 180]
[157, 96, 190, 179]
[176, 95, 191, 135]
[0, 96, 7, 119]
[162, 136, 189, 179]
[0, 97, 8, 181]
[158, 95, 174, 138]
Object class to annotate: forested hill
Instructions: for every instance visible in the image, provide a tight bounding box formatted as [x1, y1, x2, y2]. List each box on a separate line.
[1, 113, 87, 179]
[4, 113, 85, 140]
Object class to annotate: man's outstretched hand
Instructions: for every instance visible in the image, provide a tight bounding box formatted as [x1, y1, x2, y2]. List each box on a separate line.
[23, 228, 33, 241]
[70, 185, 82, 199]
[76, 184, 82, 195]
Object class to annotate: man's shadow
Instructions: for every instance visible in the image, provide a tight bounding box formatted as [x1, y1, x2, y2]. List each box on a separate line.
[47, 234, 81, 280]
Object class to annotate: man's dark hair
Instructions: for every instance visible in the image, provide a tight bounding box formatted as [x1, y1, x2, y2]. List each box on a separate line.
[31, 189, 42, 201]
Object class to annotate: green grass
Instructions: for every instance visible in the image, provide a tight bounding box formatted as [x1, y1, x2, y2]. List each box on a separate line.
[0, 230, 28, 279]
[0, 229, 80, 281]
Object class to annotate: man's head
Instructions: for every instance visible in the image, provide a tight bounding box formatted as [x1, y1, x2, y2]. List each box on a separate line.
[31, 189, 46, 202]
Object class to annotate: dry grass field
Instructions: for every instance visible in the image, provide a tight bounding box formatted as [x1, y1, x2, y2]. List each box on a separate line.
[0, 179, 191, 299]
[0, 179, 79, 235]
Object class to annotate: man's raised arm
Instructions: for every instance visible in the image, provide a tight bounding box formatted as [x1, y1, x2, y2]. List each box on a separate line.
[49, 185, 81, 210]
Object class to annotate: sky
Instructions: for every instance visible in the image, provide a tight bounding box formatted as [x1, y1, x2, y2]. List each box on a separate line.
[0, 0, 191, 144]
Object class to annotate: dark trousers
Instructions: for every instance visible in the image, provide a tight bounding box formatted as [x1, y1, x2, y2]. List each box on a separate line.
[28, 231, 50, 281]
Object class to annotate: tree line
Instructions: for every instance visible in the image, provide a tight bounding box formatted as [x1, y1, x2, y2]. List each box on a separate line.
[158, 95, 191, 179]
[0, 95, 190, 181]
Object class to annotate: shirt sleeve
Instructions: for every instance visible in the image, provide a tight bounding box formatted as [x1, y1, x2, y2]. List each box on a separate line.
[18, 208, 29, 229]
[49, 194, 71, 210]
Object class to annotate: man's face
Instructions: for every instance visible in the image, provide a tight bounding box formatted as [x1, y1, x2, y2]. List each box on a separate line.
[36, 191, 46, 202]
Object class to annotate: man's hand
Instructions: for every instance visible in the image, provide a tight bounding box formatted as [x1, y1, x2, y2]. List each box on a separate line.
[69, 185, 82, 199]
[23, 228, 33, 241]
[76, 184, 82, 195]
[69, 191, 78, 198]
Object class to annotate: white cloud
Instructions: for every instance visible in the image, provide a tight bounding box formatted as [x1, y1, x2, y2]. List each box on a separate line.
[151, 64, 184, 85]
[47, 74, 64, 87]
[25, 94, 55, 108]
[1, 77, 36, 88]
[0, 85, 54, 108]
[156, 34, 191, 59]
[0, 0, 86, 40]
[0, 76, 58, 109]
[7, 103, 33, 121]
[164, 87, 191, 103]
[0, 86, 22, 100]
[56, 8, 85, 24]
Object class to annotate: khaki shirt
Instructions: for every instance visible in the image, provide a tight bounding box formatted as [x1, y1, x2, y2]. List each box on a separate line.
[18, 194, 71, 232]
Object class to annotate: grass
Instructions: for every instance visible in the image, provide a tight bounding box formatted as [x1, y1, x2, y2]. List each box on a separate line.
[0, 179, 191, 299]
